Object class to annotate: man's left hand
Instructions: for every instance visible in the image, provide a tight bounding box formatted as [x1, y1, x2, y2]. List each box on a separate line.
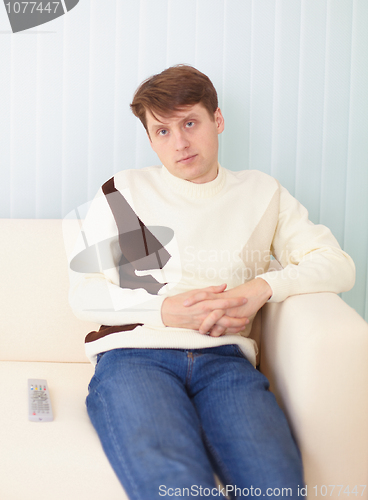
[183, 278, 272, 337]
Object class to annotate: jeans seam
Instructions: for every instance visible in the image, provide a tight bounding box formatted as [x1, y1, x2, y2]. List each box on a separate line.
[200, 429, 238, 498]
[185, 352, 194, 387]
[95, 387, 142, 500]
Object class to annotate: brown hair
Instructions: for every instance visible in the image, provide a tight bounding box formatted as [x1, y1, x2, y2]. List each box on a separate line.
[130, 65, 218, 133]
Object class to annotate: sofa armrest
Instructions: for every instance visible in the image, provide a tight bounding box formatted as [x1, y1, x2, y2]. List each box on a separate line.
[260, 293, 368, 495]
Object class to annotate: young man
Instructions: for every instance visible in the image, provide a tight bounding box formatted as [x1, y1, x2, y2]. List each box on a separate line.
[68, 65, 355, 499]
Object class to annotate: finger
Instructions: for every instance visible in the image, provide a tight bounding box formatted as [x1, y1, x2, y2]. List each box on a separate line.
[208, 315, 250, 336]
[183, 284, 227, 307]
[198, 309, 225, 335]
[209, 324, 226, 337]
[209, 297, 247, 311]
[183, 291, 209, 307]
[216, 315, 250, 329]
[211, 316, 250, 336]
[193, 297, 246, 314]
[224, 325, 248, 334]
[186, 296, 247, 313]
[204, 283, 227, 293]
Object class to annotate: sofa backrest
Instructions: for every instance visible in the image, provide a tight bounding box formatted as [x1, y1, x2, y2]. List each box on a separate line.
[1, 219, 99, 363]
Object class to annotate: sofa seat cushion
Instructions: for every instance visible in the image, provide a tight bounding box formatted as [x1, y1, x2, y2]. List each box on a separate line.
[0, 361, 127, 500]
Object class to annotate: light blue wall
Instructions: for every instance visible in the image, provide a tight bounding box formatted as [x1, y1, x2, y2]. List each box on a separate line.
[1, 0, 367, 321]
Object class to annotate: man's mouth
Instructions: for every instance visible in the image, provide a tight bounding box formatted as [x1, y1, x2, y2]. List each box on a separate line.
[177, 154, 197, 164]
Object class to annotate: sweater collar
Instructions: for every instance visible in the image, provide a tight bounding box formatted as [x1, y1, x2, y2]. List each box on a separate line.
[160, 163, 226, 199]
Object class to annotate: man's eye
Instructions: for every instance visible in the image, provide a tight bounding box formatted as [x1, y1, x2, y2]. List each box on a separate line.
[186, 121, 194, 128]
[158, 129, 168, 136]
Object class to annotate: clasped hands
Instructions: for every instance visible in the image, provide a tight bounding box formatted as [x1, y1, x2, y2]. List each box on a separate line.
[161, 278, 272, 337]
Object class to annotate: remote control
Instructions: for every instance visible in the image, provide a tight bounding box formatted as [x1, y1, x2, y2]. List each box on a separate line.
[28, 379, 54, 422]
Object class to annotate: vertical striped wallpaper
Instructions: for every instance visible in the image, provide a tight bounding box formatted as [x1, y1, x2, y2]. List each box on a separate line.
[0, 0, 367, 321]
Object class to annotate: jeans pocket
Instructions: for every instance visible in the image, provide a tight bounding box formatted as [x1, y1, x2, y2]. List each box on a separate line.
[231, 344, 249, 361]
[96, 351, 106, 364]
[87, 354, 105, 394]
[87, 372, 100, 394]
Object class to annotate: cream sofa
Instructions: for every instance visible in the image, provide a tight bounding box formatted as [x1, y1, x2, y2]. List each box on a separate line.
[1, 218, 367, 500]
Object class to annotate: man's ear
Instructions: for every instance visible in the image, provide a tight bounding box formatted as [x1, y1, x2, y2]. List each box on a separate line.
[215, 108, 225, 134]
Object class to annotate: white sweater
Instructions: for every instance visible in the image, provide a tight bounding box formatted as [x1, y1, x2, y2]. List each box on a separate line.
[68, 164, 355, 366]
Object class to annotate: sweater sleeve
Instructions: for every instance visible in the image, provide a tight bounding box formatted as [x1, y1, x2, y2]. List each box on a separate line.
[66, 187, 167, 327]
[256, 184, 356, 302]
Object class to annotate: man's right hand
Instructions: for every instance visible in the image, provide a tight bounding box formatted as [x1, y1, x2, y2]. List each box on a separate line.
[161, 284, 249, 334]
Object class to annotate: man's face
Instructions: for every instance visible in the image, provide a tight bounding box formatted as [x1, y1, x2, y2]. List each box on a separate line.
[146, 103, 224, 184]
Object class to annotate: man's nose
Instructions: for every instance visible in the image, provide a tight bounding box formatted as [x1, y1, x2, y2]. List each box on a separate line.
[174, 130, 190, 150]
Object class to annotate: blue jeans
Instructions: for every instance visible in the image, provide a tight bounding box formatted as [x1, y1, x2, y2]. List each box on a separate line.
[86, 345, 304, 499]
